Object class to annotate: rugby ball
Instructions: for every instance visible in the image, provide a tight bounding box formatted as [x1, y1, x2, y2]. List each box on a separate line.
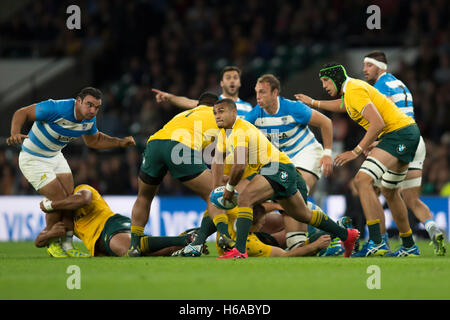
[209, 186, 238, 210]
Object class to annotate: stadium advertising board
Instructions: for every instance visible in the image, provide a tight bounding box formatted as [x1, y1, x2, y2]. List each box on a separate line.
[0, 196, 448, 241]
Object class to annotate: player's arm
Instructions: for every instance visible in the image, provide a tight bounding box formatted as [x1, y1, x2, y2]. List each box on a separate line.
[212, 150, 226, 188]
[152, 88, 198, 109]
[40, 189, 93, 213]
[222, 146, 248, 202]
[294, 94, 345, 113]
[6, 104, 36, 145]
[334, 103, 385, 166]
[35, 221, 67, 247]
[307, 110, 333, 177]
[270, 234, 331, 257]
[82, 132, 136, 150]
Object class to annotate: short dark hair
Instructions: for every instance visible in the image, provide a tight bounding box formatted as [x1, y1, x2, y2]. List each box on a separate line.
[220, 66, 242, 80]
[257, 74, 281, 93]
[214, 98, 236, 110]
[364, 51, 388, 64]
[77, 87, 102, 100]
[197, 92, 219, 106]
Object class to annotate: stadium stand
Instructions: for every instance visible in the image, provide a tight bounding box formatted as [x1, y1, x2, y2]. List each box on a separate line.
[0, 0, 448, 199]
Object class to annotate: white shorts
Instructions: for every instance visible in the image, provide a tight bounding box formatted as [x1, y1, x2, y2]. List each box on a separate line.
[373, 136, 426, 189]
[18, 151, 72, 190]
[289, 141, 323, 179]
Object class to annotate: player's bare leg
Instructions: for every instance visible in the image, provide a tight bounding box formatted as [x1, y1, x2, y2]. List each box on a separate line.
[38, 177, 70, 257]
[400, 170, 445, 255]
[284, 169, 316, 250]
[127, 177, 159, 256]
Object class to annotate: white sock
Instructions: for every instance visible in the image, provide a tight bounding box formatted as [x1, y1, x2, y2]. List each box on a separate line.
[61, 231, 74, 251]
[286, 232, 307, 251]
[424, 219, 437, 234]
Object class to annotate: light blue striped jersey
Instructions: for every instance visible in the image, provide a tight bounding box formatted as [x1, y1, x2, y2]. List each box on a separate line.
[219, 94, 252, 119]
[22, 98, 98, 158]
[374, 73, 414, 119]
[244, 96, 317, 159]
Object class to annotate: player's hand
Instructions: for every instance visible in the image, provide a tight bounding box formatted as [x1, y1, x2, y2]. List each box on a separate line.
[294, 93, 314, 107]
[119, 136, 136, 148]
[364, 141, 379, 157]
[48, 222, 66, 238]
[6, 133, 28, 146]
[319, 155, 333, 177]
[222, 188, 234, 203]
[315, 234, 331, 250]
[334, 151, 358, 167]
[152, 88, 172, 103]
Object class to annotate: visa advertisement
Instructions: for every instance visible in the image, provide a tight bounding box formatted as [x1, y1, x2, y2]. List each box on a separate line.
[0, 195, 448, 241]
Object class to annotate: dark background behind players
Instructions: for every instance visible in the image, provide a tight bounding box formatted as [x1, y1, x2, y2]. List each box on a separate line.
[0, 0, 448, 202]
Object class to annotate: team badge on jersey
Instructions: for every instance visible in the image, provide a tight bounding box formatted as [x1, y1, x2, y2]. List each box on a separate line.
[397, 144, 406, 154]
[280, 171, 288, 181]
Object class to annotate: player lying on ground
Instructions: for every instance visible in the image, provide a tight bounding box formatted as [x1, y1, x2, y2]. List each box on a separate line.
[6, 87, 135, 258]
[212, 203, 357, 258]
[35, 184, 194, 257]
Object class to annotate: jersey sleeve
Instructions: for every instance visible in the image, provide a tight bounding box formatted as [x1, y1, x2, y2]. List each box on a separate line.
[35, 99, 59, 121]
[374, 81, 393, 97]
[244, 106, 259, 124]
[346, 86, 372, 114]
[85, 118, 98, 135]
[289, 101, 313, 125]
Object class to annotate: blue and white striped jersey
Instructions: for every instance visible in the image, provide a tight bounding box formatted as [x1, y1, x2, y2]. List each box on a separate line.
[22, 99, 98, 158]
[219, 94, 252, 119]
[374, 73, 414, 119]
[244, 96, 318, 159]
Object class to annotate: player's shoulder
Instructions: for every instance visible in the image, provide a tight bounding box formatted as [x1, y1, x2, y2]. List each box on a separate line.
[235, 117, 257, 131]
[347, 78, 370, 92]
[279, 96, 309, 113]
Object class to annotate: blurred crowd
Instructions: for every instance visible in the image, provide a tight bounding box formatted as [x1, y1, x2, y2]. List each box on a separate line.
[0, 0, 448, 197]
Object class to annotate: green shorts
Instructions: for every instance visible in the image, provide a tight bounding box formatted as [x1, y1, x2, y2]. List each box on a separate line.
[99, 214, 131, 257]
[139, 139, 207, 185]
[261, 162, 299, 200]
[377, 124, 420, 163]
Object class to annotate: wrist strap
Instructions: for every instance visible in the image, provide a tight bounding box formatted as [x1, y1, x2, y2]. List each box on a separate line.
[42, 198, 53, 211]
[225, 183, 235, 192]
[323, 148, 332, 157]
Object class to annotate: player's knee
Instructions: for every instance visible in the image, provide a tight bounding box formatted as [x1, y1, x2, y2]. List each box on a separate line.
[381, 186, 400, 201]
[237, 191, 253, 208]
[353, 172, 373, 191]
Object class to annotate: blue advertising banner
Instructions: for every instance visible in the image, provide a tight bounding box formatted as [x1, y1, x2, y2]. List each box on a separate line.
[0, 195, 448, 241]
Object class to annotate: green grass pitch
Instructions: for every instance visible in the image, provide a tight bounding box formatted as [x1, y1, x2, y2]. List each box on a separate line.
[0, 240, 449, 300]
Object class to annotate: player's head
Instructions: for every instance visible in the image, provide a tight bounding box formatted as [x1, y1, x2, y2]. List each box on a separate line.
[255, 74, 280, 109]
[197, 92, 219, 107]
[363, 51, 387, 84]
[76, 87, 102, 120]
[220, 66, 242, 97]
[213, 98, 237, 129]
[319, 63, 348, 97]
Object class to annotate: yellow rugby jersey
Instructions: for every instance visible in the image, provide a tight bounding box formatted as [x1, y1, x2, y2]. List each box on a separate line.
[148, 106, 219, 151]
[343, 78, 415, 137]
[216, 118, 292, 176]
[73, 184, 115, 256]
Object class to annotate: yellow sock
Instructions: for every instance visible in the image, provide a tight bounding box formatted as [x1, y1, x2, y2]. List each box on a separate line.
[131, 225, 144, 236]
[367, 219, 381, 226]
